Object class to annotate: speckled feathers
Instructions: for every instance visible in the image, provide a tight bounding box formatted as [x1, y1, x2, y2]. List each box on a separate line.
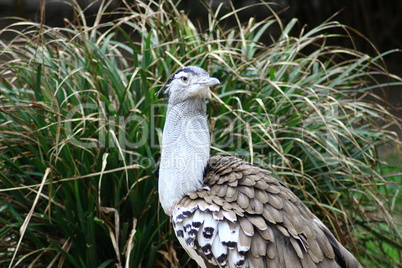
[172, 156, 362, 268]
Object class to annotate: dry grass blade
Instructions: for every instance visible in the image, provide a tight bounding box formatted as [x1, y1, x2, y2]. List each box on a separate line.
[124, 218, 137, 268]
[0, 165, 142, 193]
[9, 168, 51, 268]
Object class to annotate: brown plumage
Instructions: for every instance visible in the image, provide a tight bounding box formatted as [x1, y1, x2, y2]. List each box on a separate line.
[172, 155, 362, 267]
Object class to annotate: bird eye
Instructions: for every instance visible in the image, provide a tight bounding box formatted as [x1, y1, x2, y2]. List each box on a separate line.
[181, 76, 188, 82]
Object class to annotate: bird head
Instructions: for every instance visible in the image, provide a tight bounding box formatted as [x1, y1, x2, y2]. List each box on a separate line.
[158, 66, 220, 104]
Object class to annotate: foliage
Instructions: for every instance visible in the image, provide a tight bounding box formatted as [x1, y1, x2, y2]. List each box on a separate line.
[0, 0, 401, 267]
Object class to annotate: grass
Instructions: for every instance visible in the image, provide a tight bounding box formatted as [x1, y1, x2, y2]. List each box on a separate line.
[0, 0, 401, 267]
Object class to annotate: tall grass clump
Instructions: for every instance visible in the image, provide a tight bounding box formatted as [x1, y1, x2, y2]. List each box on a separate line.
[0, 0, 401, 267]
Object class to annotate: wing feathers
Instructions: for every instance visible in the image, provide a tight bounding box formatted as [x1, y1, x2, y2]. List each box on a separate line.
[212, 233, 228, 266]
[171, 156, 361, 268]
[222, 209, 237, 223]
[248, 215, 267, 231]
[218, 221, 238, 248]
[250, 231, 267, 258]
[239, 217, 254, 236]
[237, 227, 252, 253]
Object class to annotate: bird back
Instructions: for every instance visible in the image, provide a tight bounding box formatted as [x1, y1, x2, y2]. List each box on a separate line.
[172, 155, 362, 268]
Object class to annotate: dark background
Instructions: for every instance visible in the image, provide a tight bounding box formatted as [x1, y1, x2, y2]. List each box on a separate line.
[1, 1, 400, 57]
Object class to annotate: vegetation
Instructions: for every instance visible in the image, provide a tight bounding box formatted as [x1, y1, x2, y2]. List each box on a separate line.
[0, 0, 401, 267]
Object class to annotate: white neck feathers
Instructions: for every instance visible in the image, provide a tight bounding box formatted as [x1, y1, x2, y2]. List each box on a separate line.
[159, 99, 210, 214]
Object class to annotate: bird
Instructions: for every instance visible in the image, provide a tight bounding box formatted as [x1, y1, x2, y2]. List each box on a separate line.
[157, 66, 362, 268]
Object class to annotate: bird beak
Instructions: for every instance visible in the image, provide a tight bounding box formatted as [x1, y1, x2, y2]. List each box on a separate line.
[197, 77, 219, 99]
[198, 77, 220, 87]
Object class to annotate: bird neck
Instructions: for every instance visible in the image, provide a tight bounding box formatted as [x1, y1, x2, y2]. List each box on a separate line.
[159, 98, 210, 215]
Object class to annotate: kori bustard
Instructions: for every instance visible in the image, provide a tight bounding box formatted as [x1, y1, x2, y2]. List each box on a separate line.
[158, 66, 362, 268]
